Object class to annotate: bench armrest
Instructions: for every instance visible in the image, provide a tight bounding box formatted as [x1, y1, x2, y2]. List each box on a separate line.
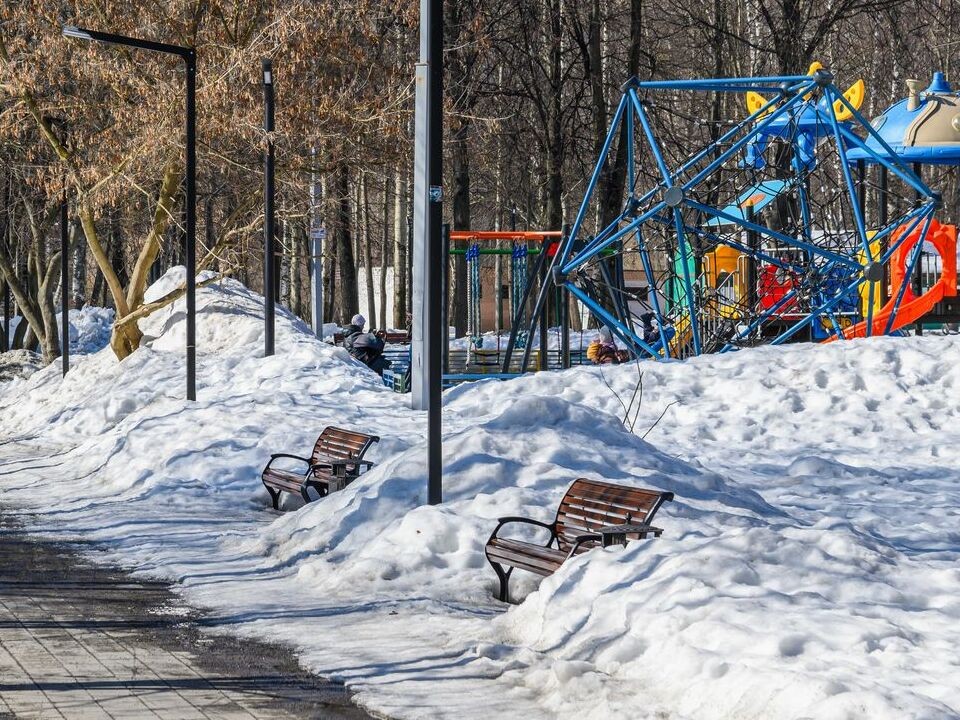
[571, 523, 663, 553]
[264, 453, 312, 473]
[309, 459, 371, 478]
[487, 516, 557, 548]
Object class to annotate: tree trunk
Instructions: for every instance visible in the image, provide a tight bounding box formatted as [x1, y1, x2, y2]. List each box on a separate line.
[335, 164, 358, 324]
[280, 207, 291, 308]
[291, 219, 303, 318]
[450, 120, 470, 337]
[393, 167, 408, 328]
[544, 0, 565, 231]
[71, 218, 86, 308]
[360, 171, 375, 327]
[379, 173, 389, 330]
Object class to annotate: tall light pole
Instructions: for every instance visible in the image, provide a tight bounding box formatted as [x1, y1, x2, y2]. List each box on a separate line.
[60, 199, 70, 376]
[63, 26, 197, 401]
[412, 0, 443, 504]
[263, 58, 276, 357]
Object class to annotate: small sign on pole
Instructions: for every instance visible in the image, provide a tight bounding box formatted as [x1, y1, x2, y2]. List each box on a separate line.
[310, 226, 326, 339]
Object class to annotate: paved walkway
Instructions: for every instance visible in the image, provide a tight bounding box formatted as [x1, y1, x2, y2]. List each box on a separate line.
[0, 513, 372, 720]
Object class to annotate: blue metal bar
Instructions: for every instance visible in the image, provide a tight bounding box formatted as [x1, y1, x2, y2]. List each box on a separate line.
[876, 204, 932, 264]
[684, 199, 861, 269]
[883, 211, 934, 335]
[819, 86, 872, 259]
[719, 285, 803, 352]
[770, 273, 865, 346]
[622, 88, 790, 213]
[795, 178, 813, 245]
[681, 83, 818, 192]
[830, 96, 935, 197]
[556, 94, 629, 267]
[818, 290, 845, 339]
[443, 373, 526, 382]
[673, 208, 702, 354]
[566, 282, 662, 359]
[626, 100, 635, 191]
[867, 203, 930, 262]
[637, 75, 813, 90]
[561, 204, 665, 274]
[670, 216, 803, 273]
[629, 89, 672, 183]
[633, 226, 671, 359]
[571, 212, 634, 266]
[662, 92, 785, 188]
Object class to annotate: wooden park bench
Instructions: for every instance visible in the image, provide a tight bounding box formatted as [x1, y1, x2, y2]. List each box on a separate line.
[485, 478, 674, 602]
[261, 426, 379, 509]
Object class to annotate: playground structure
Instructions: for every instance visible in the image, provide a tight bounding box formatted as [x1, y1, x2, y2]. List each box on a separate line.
[441, 228, 593, 383]
[416, 66, 960, 392]
[540, 65, 960, 361]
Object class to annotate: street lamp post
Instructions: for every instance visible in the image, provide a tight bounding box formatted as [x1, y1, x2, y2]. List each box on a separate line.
[263, 59, 276, 357]
[411, 0, 443, 504]
[60, 199, 69, 376]
[63, 25, 197, 401]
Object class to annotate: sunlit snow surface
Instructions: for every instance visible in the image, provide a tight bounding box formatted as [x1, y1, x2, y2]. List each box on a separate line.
[1, 268, 958, 719]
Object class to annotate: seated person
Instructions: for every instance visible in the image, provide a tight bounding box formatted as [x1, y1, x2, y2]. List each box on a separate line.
[342, 314, 392, 376]
[640, 312, 676, 349]
[587, 326, 630, 364]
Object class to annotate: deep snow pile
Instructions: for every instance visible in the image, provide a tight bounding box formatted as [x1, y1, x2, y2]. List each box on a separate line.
[1, 269, 958, 720]
[1, 306, 113, 357]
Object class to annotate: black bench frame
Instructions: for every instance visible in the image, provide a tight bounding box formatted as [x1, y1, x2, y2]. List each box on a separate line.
[261, 427, 379, 509]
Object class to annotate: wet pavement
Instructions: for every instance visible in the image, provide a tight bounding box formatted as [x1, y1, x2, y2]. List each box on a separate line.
[0, 512, 374, 720]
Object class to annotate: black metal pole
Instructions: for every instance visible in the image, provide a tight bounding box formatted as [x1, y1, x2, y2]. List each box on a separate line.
[61, 26, 196, 398]
[185, 50, 197, 400]
[263, 59, 276, 357]
[560, 223, 570, 369]
[502, 243, 550, 372]
[745, 205, 758, 317]
[913, 162, 923, 336]
[441, 223, 450, 375]
[856, 159, 866, 219]
[878, 165, 889, 304]
[538, 238, 549, 371]
[60, 199, 69, 376]
[427, 0, 443, 506]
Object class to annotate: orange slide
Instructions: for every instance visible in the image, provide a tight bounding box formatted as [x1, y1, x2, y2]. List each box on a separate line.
[828, 219, 957, 341]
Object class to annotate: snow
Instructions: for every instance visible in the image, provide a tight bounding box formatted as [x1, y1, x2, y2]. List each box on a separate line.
[1, 306, 113, 356]
[1, 267, 958, 719]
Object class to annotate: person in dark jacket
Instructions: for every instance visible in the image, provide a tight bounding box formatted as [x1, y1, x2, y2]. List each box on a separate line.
[342, 314, 365, 349]
[342, 314, 391, 376]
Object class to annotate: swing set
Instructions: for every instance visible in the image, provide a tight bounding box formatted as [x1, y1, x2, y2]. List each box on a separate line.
[443, 228, 581, 383]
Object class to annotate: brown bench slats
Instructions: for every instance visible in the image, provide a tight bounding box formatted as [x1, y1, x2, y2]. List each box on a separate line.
[484, 478, 673, 602]
[486, 538, 567, 576]
[262, 426, 379, 510]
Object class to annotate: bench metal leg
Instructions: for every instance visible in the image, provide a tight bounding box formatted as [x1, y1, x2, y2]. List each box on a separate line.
[265, 485, 281, 510]
[489, 561, 513, 603]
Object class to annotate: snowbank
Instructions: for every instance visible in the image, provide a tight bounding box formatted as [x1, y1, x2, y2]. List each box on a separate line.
[1, 268, 958, 719]
[1, 306, 113, 357]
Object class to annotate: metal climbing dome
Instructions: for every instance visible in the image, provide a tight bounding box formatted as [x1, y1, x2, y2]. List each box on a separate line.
[553, 66, 946, 360]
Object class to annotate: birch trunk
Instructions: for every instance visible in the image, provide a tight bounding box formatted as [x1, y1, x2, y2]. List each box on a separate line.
[393, 168, 408, 328]
[379, 174, 389, 330]
[361, 171, 375, 327]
